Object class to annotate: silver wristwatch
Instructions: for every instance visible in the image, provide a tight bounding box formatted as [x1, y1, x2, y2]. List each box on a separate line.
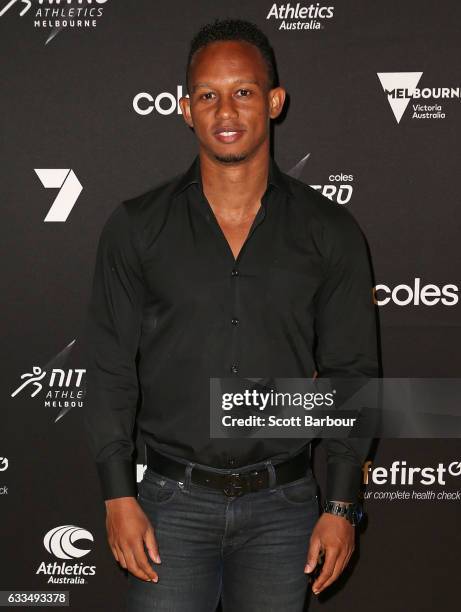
[322, 500, 364, 526]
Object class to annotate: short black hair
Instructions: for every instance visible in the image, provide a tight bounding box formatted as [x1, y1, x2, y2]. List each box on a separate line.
[186, 18, 278, 93]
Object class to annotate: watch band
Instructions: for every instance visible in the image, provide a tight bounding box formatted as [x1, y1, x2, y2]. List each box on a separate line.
[322, 500, 364, 526]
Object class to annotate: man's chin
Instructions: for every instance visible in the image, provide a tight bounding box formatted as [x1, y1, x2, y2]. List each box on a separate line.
[213, 151, 248, 164]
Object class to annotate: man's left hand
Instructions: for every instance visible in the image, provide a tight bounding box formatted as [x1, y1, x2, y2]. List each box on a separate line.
[304, 512, 355, 595]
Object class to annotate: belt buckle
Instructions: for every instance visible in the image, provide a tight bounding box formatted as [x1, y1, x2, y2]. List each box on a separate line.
[223, 473, 246, 497]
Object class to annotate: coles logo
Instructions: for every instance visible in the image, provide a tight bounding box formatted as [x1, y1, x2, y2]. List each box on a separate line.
[288, 153, 355, 205]
[310, 172, 353, 205]
[373, 278, 458, 307]
[133, 86, 187, 116]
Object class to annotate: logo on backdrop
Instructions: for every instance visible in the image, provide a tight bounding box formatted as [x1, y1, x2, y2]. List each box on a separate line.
[377, 72, 461, 123]
[44, 525, 93, 559]
[10, 339, 86, 421]
[0, 0, 109, 45]
[0, 456, 8, 496]
[287, 153, 355, 205]
[0, 0, 31, 16]
[11, 366, 85, 416]
[266, 2, 335, 30]
[133, 86, 188, 116]
[363, 460, 461, 502]
[373, 279, 459, 307]
[34, 169, 82, 222]
[36, 525, 96, 584]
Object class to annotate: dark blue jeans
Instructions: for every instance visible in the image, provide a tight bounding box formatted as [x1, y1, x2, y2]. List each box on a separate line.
[125, 457, 319, 612]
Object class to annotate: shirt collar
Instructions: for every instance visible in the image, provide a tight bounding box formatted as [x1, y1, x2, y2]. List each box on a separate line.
[172, 154, 291, 199]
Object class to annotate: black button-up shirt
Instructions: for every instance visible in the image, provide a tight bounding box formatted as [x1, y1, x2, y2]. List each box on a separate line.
[81, 155, 380, 502]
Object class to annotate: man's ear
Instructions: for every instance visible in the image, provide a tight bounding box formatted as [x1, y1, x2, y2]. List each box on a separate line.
[268, 86, 286, 120]
[179, 96, 194, 128]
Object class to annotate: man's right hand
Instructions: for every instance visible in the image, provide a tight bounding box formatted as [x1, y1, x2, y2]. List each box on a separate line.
[105, 497, 160, 582]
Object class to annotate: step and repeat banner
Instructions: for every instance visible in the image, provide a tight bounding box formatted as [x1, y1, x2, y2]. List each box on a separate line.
[1, 1, 460, 610]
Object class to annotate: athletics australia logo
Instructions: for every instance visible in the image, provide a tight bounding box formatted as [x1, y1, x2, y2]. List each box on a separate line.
[266, 2, 335, 31]
[0, 0, 109, 45]
[36, 525, 97, 585]
[44, 525, 93, 560]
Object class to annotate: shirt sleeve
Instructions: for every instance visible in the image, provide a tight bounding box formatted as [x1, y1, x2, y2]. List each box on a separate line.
[314, 205, 380, 504]
[81, 202, 146, 501]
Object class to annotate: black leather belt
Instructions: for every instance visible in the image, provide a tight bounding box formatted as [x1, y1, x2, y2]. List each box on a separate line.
[145, 446, 310, 497]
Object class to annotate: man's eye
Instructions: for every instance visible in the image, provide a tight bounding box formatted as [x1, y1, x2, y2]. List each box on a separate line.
[201, 92, 215, 100]
[237, 89, 251, 97]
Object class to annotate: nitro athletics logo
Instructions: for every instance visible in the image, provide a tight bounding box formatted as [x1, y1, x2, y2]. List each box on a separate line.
[0, 0, 109, 45]
[10, 338, 86, 422]
[266, 2, 335, 30]
[11, 365, 86, 420]
[377, 72, 461, 123]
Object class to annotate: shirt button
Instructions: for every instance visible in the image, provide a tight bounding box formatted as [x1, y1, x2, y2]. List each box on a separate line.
[230, 363, 239, 374]
[231, 269, 239, 277]
[228, 457, 236, 466]
[231, 318, 240, 326]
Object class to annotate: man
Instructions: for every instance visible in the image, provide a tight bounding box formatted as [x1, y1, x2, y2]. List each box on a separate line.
[82, 18, 380, 612]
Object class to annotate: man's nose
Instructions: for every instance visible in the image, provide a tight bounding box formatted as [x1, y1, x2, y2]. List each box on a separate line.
[215, 95, 238, 119]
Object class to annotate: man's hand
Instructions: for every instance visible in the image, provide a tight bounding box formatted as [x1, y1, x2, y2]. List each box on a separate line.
[105, 497, 160, 582]
[304, 511, 355, 595]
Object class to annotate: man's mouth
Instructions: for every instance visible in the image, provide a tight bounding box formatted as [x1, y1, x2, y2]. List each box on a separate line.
[213, 129, 246, 144]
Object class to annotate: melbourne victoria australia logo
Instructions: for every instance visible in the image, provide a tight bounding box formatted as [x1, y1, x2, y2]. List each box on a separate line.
[0, 0, 109, 44]
[36, 525, 96, 584]
[377, 72, 461, 123]
[266, 2, 335, 30]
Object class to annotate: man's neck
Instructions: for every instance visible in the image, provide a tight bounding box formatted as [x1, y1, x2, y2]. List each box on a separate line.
[199, 145, 270, 218]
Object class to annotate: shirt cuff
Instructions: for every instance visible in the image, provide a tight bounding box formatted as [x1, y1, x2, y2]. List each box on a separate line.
[326, 461, 363, 503]
[96, 458, 138, 501]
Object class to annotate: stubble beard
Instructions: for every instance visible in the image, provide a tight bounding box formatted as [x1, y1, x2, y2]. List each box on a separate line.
[213, 152, 248, 164]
